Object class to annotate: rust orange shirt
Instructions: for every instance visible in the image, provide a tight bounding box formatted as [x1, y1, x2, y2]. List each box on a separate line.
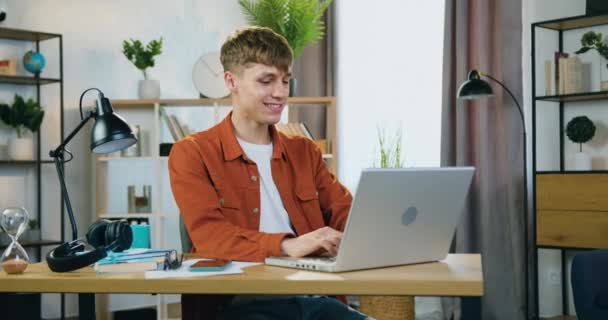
[168, 113, 352, 262]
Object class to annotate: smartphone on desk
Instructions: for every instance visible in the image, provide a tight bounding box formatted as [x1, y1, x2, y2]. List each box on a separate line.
[188, 259, 232, 272]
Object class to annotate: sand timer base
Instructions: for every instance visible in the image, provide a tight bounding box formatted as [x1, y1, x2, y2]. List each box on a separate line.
[2, 258, 28, 274]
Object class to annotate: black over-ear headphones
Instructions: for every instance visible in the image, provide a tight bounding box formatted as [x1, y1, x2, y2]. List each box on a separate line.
[46, 219, 133, 272]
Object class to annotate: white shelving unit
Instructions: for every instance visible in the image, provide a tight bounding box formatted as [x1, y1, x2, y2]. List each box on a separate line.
[92, 97, 337, 319]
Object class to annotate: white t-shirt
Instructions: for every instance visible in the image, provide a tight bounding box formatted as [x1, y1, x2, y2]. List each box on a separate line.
[236, 137, 294, 234]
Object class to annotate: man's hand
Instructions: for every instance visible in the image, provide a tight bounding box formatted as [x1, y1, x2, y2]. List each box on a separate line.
[280, 227, 342, 257]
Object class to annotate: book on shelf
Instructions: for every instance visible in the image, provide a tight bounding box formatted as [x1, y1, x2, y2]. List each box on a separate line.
[275, 122, 313, 139]
[545, 60, 552, 95]
[550, 52, 586, 95]
[564, 56, 584, 94]
[555, 52, 569, 95]
[169, 114, 186, 138]
[160, 109, 191, 141]
[275, 122, 328, 153]
[160, 109, 180, 142]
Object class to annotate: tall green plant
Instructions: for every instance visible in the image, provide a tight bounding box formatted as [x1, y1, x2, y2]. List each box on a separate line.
[238, 0, 332, 59]
[122, 37, 163, 79]
[375, 126, 404, 168]
[0, 94, 44, 138]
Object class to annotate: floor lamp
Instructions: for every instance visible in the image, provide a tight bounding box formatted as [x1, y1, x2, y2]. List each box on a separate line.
[457, 69, 532, 318]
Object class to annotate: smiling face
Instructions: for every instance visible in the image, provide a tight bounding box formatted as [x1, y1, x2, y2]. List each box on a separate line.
[225, 63, 291, 126]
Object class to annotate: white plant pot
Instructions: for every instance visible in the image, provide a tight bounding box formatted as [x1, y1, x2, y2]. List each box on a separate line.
[573, 152, 592, 171]
[7, 137, 33, 160]
[138, 79, 161, 99]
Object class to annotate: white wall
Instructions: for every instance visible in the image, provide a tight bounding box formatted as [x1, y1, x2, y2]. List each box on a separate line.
[522, 0, 590, 317]
[335, 0, 446, 190]
[335, 2, 445, 318]
[1, 1, 246, 318]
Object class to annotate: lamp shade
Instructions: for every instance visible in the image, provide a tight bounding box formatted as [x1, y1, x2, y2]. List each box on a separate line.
[90, 96, 137, 153]
[457, 70, 494, 100]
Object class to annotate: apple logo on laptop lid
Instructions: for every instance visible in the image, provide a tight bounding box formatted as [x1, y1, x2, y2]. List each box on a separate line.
[402, 206, 418, 226]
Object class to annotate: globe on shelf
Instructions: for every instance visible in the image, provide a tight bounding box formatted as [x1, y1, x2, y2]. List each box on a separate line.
[23, 50, 45, 74]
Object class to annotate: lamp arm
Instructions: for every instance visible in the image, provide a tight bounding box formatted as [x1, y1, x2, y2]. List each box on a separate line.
[483, 73, 525, 131]
[49, 111, 95, 158]
[49, 112, 95, 241]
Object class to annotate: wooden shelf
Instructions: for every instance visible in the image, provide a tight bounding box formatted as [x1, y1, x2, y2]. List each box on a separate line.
[535, 90, 608, 102]
[0, 240, 62, 250]
[0, 27, 61, 41]
[0, 160, 54, 165]
[0, 75, 60, 85]
[112, 96, 336, 108]
[534, 13, 608, 31]
[536, 170, 608, 174]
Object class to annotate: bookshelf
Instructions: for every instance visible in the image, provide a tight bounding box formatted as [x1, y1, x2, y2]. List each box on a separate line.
[532, 12, 608, 318]
[0, 26, 64, 319]
[92, 97, 337, 319]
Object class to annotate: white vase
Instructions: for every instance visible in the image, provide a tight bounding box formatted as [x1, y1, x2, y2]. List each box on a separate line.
[138, 79, 161, 99]
[7, 137, 33, 160]
[573, 152, 592, 171]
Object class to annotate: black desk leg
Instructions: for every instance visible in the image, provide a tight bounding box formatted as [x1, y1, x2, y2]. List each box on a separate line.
[78, 293, 95, 320]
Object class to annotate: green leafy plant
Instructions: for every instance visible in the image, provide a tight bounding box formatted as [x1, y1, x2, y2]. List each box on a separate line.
[575, 31, 608, 63]
[122, 37, 163, 79]
[28, 219, 38, 230]
[0, 94, 44, 138]
[375, 126, 404, 168]
[238, 0, 333, 59]
[565, 116, 596, 152]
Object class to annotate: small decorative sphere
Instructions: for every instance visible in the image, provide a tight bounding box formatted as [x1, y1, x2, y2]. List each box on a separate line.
[23, 51, 45, 74]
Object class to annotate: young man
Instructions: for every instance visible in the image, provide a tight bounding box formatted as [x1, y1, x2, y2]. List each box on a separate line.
[169, 27, 367, 320]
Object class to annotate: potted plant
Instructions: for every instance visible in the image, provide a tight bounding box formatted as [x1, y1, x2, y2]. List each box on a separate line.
[122, 37, 163, 99]
[238, 0, 333, 95]
[575, 31, 608, 90]
[374, 125, 404, 169]
[0, 94, 44, 160]
[565, 115, 596, 170]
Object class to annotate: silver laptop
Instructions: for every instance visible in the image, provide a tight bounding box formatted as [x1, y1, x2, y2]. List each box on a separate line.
[265, 167, 475, 272]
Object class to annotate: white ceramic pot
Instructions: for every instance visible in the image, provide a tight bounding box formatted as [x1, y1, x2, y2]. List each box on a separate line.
[573, 152, 592, 171]
[138, 79, 161, 99]
[7, 137, 33, 160]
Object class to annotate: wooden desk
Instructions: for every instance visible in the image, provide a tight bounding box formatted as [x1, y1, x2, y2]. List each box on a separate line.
[0, 254, 482, 319]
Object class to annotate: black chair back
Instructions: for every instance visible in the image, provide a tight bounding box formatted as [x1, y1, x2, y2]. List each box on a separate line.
[571, 249, 608, 320]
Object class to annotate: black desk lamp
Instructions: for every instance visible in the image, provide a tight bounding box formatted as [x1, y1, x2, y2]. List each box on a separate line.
[457, 69, 531, 316]
[46, 88, 137, 272]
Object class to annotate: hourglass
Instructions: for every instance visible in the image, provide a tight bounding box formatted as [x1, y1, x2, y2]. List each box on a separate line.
[1, 207, 30, 274]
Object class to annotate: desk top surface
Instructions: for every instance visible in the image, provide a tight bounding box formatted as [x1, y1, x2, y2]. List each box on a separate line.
[0, 254, 483, 296]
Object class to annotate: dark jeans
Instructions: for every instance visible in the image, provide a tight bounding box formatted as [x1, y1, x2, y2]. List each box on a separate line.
[218, 296, 368, 320]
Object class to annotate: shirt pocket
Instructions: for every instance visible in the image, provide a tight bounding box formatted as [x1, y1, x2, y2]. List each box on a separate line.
[217, 189, 242, 213]
[295, 187, 326, 228]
